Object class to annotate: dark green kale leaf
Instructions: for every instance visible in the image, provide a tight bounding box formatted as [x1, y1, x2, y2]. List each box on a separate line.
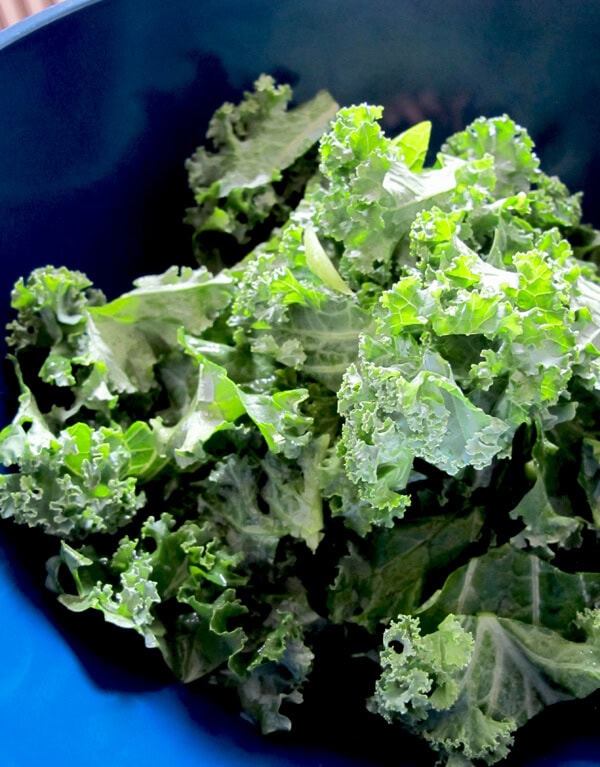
[370, 547, 600, 766]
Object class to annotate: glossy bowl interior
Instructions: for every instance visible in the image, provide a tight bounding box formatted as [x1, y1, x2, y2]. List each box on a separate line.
[2, 2, 600, 766]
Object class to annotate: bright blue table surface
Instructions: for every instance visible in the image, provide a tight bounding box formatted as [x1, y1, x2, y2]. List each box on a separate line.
[1, 1, 600, 765]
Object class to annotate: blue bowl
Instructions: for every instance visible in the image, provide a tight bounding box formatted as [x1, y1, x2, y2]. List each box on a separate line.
[1, 2, 600, 766]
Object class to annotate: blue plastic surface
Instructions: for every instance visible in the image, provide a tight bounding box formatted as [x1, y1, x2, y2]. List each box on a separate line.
[1, 1, 600, 765]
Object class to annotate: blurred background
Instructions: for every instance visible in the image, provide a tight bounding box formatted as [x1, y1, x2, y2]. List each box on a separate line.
[0, 0, 61, 29]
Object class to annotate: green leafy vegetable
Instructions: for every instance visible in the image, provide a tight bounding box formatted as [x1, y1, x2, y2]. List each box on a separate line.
[4, 77, 600, 766]
[371, 547, 600, 765]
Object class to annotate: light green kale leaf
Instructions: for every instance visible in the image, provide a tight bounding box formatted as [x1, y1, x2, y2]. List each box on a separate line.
[89, 265, 233, 350]
[6, 265, 106, 354]
[338, 343, 511, 517]
[152, 329, 313, 469]
[0, 379, 147, 538]
[441, 114, 582, 230]
[227, 209, 369, 392]
[78, 265, 233, 407]
[312, 105, 460, 288]
[408, 208, 585, 425]
[185, 74, 337, 248]
[440, 114, 540, 199]
[5, 265, 234, 418]
[51, 539, 165, 650]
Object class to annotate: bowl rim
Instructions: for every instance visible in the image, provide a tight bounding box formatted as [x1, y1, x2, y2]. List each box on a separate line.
[0, 0, 104, 51]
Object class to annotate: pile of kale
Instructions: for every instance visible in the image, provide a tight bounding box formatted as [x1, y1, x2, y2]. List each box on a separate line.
[3, 76, 600, 766]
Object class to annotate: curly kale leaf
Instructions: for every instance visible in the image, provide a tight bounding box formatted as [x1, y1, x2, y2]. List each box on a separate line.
[50, 540, 164, 649]
[48, 513, 249, 673]
[311, 105, 460, 288]
[338, 341, 510, 516]
[227, 206, 369, 392]
[237, 583, 318, 734]
[337, 201, 600, 515]
[185, 74, 338, 251]
[372, 547, 600, 765]
[49, 513, 319, 733]
[153, 329, 313, 469]
[0, 378, 147, 538]
[441, 114, 582, 230]
[195, 435, 327, 561]
[372, 611, 600, 767]
[6, 265, 106, 354]
[6, 265, 233, 416]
